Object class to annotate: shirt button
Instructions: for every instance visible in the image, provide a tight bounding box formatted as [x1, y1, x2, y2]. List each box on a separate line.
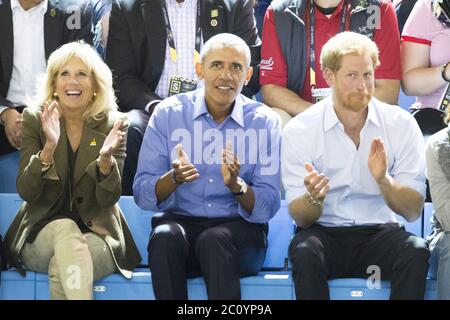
[207, 203, 212, 208]
[209, 178, 213, 183]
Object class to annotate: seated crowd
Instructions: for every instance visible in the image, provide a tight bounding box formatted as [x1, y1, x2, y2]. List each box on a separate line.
[0, 0, 449, 300]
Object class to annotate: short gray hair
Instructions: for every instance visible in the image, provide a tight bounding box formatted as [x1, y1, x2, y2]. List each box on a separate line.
[200, 33, 251, 68]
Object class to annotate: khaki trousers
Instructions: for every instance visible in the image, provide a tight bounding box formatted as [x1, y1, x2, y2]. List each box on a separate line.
[20, 218, 116, 300]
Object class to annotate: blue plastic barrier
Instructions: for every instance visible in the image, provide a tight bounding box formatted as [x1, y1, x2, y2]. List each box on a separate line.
[0, 193, 439, 300]
[398, 88, 416, 111]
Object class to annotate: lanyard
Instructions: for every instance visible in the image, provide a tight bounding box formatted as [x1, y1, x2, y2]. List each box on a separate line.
[309, 0, 349, 87]
[160, 0, 202, 65]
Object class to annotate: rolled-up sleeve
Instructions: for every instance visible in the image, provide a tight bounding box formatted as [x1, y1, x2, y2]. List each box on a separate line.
[238, 114, 281, 223]
[390, 114, 426, 198]
[133, 106, 175, 212]
[426, 130, 450, 231]
[281, 119, 311, 205]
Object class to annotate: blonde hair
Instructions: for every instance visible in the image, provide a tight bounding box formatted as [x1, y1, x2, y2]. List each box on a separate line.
[33, 41, 117, 121]
[320, 31, 380, 73]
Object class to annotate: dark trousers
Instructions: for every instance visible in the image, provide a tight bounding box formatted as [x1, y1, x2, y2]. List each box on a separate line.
[122, 109, 149, 196]
[148, 212, 268, 300]
[289, 223, 430, 300]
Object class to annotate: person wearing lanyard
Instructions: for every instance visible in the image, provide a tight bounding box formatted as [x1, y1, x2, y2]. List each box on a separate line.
[133, 33, 281, 300]
[0, 0, 93, 155]
[259, 0, 402, 128]
[106, 0, 261, 196]
[282, 32, 429, 300]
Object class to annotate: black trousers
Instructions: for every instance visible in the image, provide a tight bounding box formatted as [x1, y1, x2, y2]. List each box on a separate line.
[122, 109, 149, 196]
[148, 212, 268, 300]
[289, 223, 430, 300]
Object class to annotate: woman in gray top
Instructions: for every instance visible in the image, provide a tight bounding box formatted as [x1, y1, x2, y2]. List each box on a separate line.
[426, 105, 450, 300]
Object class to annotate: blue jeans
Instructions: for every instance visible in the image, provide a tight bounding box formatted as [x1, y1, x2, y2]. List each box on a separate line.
[429, 231, 450, 299]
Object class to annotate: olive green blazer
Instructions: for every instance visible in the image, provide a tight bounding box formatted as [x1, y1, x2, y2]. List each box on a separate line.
[5, 107, 141, 278]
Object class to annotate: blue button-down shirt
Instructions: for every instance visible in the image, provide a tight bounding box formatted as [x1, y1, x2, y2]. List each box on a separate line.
[134, 89, 281, 224]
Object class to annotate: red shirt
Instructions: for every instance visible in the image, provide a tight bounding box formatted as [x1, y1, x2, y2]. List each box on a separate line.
[260, 0, 402, 103]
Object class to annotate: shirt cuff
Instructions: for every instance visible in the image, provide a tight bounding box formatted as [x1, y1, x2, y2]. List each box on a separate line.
[238, 185, 280, 224]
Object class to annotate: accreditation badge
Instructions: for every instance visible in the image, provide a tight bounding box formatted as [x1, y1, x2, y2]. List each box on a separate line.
[311, 87, 332, 103]
[168, 75, 198, 96]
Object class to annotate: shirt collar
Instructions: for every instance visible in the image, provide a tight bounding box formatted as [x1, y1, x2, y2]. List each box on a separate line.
[167, 0, 196, 8]
[315, 0, 345, 20]
[323, 97, 340, 131]
[11, 0, 48, 14]
[324, 96, 380, 131]
[366, 99, 381, 127]
[192, 88, 245, 128]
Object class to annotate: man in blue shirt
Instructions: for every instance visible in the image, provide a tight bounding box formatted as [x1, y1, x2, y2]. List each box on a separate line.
[133, 33, 281, 300]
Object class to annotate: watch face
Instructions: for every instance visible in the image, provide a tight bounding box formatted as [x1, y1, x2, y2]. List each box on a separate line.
[240, 178, 248, 194]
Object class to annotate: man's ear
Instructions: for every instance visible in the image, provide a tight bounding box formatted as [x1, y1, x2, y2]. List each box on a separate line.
[323, 67, 335, 87]
[195, 62, 204, 79]
[244, 66, 253, 85]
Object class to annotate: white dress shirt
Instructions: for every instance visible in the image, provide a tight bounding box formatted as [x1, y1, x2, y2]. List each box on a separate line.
[154, 0, 203, 100]
[282, 96, 426, 227]
[6, 0, 48, 107]
[426, 126, 450, 231]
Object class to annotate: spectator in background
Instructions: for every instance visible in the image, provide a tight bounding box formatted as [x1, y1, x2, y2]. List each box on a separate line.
[254, 0, 272, 37]
[426, 103, 450, 300]
[0, 0, 93, 155]
[282, 32, 429, 300]
[91, 0, 112, 59]
[401, 0, 450, 110]
[133, 34, 280, 300]
[106, 0, 261, 196]
[394, 0, 418, 34]
[4, 42, 141, 300]
[260, 0, 402, 128]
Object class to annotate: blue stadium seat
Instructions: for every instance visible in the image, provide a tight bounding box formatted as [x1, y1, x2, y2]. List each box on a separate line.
[328, 278, 438, 300]
[0, 193, 439, 300]
[398, 88, 416, 111]
[187, 272, 293, 300]
[0, 270, 35, 300]
[396, 214, 423, 237]
[0, 193, 35, 300]
[118, 196, 152, 266]
[0, 152, 19, 193]
[35, 268, 154, 300]
[263, 200, 293, 270]
[329, 278, 391, 300]
[34, 199, 295, 300]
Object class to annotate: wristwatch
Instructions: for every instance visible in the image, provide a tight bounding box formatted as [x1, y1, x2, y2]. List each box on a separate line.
[232, 177, 248, 196]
